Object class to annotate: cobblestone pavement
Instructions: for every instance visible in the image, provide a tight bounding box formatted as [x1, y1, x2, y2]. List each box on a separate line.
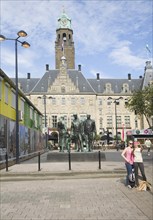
[1, 177, 153, 220]
[0, 150, 153, 220]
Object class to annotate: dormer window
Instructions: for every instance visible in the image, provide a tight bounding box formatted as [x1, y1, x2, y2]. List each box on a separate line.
[122, 83, 129, 93]
[105, 83, 112, 93]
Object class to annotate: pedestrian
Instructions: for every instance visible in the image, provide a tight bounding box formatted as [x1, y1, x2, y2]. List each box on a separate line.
[120, 141, 125, 149]
[133, 141, 147, 187]
[121, 140, 134, 188]
[144, 138, 152, 156]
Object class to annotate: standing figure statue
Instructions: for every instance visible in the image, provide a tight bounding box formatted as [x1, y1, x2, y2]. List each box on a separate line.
[71, 114, 84, 152]
[84, 115, 96, 152]
[57, 116, 66, 152]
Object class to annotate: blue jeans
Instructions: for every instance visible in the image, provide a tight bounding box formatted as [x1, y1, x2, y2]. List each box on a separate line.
[125, 162, 133, 185]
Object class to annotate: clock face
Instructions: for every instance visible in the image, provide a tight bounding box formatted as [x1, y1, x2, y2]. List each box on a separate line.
[61, 18, 67, 26]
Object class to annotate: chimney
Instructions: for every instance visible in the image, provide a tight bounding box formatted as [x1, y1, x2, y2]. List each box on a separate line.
[128, 73, 131, 81]
[46, 64, 49, 71]
[139, 75, 142, 78]
[78, 64, 81, 71]
[27, 73, 30, 79]
[97, 73, 100, 80]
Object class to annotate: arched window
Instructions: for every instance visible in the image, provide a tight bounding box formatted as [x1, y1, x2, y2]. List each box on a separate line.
[61, 85, 65, 93]
[63, 33, 66, 40]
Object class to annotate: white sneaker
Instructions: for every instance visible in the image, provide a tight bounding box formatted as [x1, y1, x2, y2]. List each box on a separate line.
[127, 185, 132, 189]
[148, 153, 150, 156]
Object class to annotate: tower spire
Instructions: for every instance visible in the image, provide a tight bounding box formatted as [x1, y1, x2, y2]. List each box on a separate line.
[55, 11, 75, 69]
[62, 5, 65, 13]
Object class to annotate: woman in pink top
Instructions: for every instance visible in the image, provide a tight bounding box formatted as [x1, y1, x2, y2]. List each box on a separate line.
[121, 140, 134, 188]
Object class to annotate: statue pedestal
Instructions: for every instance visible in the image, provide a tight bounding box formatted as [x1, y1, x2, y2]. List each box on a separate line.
[47, 151, 106, 162]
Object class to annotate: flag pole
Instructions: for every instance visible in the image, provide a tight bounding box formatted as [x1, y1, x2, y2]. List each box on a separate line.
[62, 37, 66, 57]
[62, 40, 64, 56]
[146, 44, 151, 60]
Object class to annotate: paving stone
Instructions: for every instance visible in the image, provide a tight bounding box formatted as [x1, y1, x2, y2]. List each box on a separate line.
[1, 178, 153, 220]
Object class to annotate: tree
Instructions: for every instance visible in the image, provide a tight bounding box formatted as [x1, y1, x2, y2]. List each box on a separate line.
[126, 85, 153, 128]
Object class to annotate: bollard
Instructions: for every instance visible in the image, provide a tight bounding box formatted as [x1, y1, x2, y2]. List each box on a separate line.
[98, 151, 101, 169]
[68, 150, 71, 170]
[5, 153, 8, 172]
[38, 152, 41, 171]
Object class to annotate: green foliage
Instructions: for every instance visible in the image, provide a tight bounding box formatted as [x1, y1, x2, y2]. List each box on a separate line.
[126, 85, 153, 127]
[113, 135, 121, 141]
[143, 86, 153, 116]
[95, 134, 101, 141]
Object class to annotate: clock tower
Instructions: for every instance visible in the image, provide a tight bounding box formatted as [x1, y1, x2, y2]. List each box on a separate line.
[55, 11, 75, 69]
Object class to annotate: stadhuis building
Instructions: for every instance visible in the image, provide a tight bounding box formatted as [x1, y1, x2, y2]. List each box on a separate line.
[13, 11, 153, 141]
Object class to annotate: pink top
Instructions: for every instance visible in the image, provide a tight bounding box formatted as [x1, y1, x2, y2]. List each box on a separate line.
[124, 147, 134, 164]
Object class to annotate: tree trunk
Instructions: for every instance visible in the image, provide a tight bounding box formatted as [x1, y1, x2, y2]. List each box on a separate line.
[144, 114, 151, 128]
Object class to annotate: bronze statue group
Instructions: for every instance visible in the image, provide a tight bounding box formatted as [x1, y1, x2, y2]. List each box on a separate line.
[57, 114, 96, 152]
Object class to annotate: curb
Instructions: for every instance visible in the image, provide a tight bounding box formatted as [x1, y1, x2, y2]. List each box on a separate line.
[0, 170, 126, 181]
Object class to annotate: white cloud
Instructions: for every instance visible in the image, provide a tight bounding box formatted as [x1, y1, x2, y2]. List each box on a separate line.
[1, 46, 38, 67]
[109, 45, 146, 70]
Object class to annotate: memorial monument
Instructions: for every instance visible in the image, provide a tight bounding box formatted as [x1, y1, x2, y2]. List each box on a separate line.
[56, 114, 97, 153]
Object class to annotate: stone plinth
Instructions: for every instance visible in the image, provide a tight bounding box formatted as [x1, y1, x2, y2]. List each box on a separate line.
[47, 151, 106, 162]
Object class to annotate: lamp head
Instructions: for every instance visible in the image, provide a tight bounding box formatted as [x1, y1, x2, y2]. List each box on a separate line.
[107, 97, 112, 100]
[17, 30, 27, 37]
[0, 35, 6, 41]
[22, 41, 30, 48]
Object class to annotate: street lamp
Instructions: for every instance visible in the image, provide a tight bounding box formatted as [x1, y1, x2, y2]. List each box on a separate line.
[151, 97, 153, 130]
[108, 97, 123, 149]
[0, 31, 30, 164]
[38, 95, 53, 149]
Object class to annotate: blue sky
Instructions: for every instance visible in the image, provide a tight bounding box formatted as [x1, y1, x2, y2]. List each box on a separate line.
[0, 0, 152, 79]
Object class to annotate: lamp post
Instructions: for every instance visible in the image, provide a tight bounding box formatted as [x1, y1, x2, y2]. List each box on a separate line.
[114, 100, 118, 145]
[151, 97, 153, 130]
[0, 31, 30, 164]
[38, 95, 53, 149]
